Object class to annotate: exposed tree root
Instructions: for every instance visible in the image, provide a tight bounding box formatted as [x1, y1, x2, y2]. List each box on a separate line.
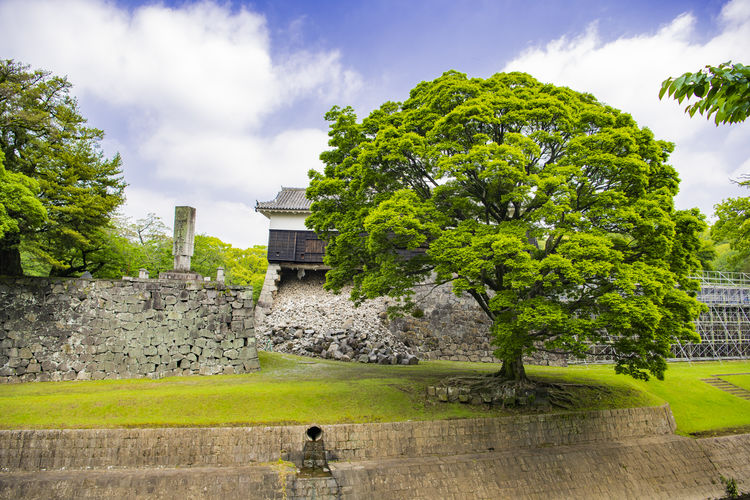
[428, 373, 613, 409]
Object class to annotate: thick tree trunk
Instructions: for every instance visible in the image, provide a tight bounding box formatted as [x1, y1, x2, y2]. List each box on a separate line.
[0, 234, 23, 276]
[499, 353, 527, 382]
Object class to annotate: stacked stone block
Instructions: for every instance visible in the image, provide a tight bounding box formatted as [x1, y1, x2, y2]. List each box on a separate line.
[0, 277, 259, 383]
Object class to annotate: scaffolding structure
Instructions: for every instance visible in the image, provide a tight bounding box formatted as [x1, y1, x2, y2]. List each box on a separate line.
[581, 271, 750, 363]
[672, 271, 750, 360]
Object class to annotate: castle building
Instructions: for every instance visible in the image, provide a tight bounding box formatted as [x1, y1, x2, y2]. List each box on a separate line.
[255, 187, 326, 265]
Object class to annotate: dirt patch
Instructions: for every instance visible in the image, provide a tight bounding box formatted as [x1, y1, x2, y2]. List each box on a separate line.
[690, 424, 750, 438]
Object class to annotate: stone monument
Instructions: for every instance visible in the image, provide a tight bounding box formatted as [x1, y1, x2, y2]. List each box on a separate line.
[159, 206, 203, 281]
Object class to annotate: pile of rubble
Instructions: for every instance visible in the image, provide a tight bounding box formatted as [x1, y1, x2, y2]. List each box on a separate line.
[256, 270, 419, 364]
[261, 327, 418, 365]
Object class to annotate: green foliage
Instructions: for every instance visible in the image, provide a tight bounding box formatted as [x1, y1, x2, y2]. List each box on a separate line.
[90, 213, 173, 279]
[0, 59, 125, 276]
[712, 178, 750, 271]
[0, 150, 46, 240]
[223, 246, 268, 300]
[659, 62, 750, 125]
[696, 229, 717, 271]
[192, 235, 268, 300]
[91, 213, 268, 301]
[192, 234, 231, 278]
[308, 71, 706, 381]
[721, 476, 740, 499]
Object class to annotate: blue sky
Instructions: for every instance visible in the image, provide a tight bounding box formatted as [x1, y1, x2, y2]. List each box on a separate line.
[1, 0, 748, 247]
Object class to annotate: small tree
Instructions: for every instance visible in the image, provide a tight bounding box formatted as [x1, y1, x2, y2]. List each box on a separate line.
[307, 71, 705, 382]
[659, 62, 750, 125]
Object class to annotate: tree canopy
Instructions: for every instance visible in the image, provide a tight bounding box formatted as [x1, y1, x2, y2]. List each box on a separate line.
[659, 62, 750, 125]
[660, 62, 750, 270]
[307, 71, 705, 382]
[0, 150, 46, 241]
[0, 59, 125, 276]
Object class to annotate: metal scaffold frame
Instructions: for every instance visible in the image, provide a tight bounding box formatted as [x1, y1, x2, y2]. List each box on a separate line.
[580, 271, 750, 363]
[672, 271, 750, 361]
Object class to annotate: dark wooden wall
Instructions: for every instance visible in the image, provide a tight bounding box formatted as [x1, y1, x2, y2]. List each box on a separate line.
[267, 230, 326, 263]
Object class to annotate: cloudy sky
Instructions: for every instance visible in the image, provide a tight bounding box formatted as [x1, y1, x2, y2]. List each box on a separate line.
[1, 0, 748, 247]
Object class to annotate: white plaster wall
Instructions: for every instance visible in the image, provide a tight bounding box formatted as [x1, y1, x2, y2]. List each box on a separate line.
[268, 213, 309, 231]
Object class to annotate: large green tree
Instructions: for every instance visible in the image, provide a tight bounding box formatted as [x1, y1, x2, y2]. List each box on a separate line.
[0, 59, 125, 276]
[307, 71, 705, 382]
[659, 62, 750, 125]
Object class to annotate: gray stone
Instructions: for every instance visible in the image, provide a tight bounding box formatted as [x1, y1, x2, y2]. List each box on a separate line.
[0, 276, 259, 384]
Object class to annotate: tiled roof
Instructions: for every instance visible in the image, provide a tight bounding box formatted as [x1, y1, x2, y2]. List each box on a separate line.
[256, 187, 312, 212]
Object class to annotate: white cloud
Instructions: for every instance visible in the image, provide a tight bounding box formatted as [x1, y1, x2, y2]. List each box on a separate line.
[0, 0, 360, 244]
[123, 187, 269, 248]
[140, 126, 327, 194]
[503, 0, 750, 219]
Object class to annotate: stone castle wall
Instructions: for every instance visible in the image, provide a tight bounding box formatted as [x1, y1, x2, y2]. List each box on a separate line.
[0, 277, 259, 383]
[256, 267, 565, 366]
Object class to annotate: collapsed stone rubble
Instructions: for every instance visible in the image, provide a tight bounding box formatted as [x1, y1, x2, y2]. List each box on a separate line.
[257, 271, 419, 364]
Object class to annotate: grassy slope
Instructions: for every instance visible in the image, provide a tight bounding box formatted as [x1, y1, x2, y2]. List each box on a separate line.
[531, 361, 750, 435]
[0, 352, 748, 435]
[723, 374, 750, 391]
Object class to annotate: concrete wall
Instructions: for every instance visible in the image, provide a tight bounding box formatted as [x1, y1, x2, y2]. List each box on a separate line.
[0, 405, 676, 471]
[1, 405, 749, 499]
[0, 277, 259, 383]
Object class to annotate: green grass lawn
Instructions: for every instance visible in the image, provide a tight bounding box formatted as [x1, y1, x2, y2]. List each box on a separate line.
[0, 352, 749, 436]
[532, 361, 750, 436]
[722, 374, 750, 391]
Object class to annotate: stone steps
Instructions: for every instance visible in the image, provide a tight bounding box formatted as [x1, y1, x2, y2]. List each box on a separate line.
[701, 377, 750, 400]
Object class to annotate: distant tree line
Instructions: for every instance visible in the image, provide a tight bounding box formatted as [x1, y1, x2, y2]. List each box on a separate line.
[58, 212, 268, 301]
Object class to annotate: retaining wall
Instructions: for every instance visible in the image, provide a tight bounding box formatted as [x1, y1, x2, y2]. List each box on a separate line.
[0, 277, 259, 383]
[1, 405, 749, 499]
[0, 405, 676, 471]
[332, 434, 750, 499]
